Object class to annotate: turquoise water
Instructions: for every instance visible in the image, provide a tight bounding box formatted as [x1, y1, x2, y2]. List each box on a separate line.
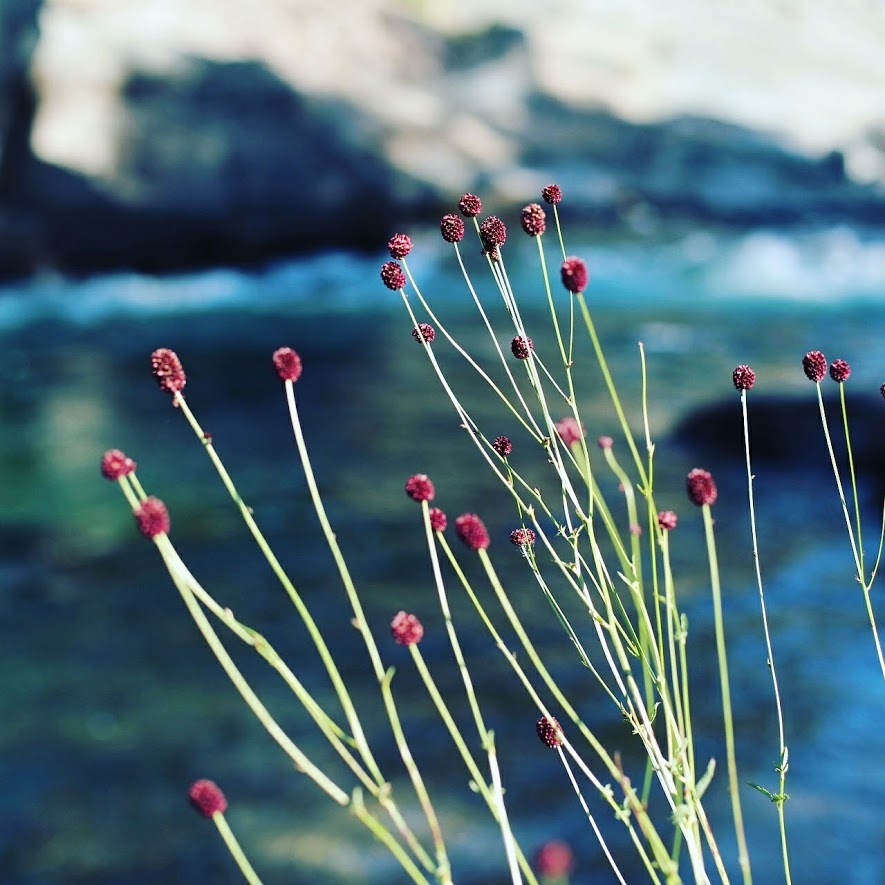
[1, 225, 885, 883]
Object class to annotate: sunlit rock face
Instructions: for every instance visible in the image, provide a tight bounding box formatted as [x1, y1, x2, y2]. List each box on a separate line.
[1, 0, 884, 277]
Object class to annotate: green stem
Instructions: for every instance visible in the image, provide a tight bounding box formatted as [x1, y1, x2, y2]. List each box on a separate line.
[212, 812, 263, 885]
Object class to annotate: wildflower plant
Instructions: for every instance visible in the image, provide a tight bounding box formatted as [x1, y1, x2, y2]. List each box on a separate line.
[101, 183, 885, 884]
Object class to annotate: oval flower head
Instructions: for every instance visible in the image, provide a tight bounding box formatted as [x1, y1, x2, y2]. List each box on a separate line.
[405, 473, 435, 503]
[391, 611, 424, 646]
[455, 513, 490, 550]
[188, 779, 228, 817]
[686, 468, 717, 507]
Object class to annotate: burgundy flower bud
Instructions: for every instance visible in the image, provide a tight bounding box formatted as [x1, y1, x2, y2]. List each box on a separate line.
[597, 435, 613, 450]
[657, 510, 678, 531]
[630, 523, 642, 536]
[479, 215, 507, 250]
[380, 261, 406, 291]
[535, 840, 572, 877]
[440, 213, 465, 243]
[101, 449, 136, 480]
[405, 473, 435, 503]
[492, 435, 512, 457]
[135, 497, 170, 537]
[272, 347, 302, 382]
[560, 257, 589, 294]
[189, 779, 228, 817]
[458, 193, 482, 218]
[455, 513, 490, 550]
[510, 527, 536, 547]
[511, 336, 533, 359]
[387, 233, 412, 260]
[802, 350, 827, 383]
[541, 184, 563, 205]
[732, 364, 755, 391]
[150, 348, 186, 399]
[536, 716, 563, 749]
[554, 417, 583, 446]
[428, 507, 447, 532]
[686, 468, 717, 507]
[520, 202, 546, 237]
[391, 610, 424, 646]
[829, 359, 851, 383]
[412, 323, 435, 344]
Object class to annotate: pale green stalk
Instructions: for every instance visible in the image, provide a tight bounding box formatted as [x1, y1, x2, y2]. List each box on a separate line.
[212, 812, 263, 885]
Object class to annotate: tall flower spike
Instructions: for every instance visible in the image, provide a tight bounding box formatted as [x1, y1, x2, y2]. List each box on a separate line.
[455, 513, 490, 550]
[458, 193, 482, 218]
[101, 449, 136, 480]
[732, 364, 755, 390]
[387, 233, 412, 259]
[520, 203, 546, 237]
[273, 347, 302, 382]
[686, 468, 717, 507]
[135, 497, 171, 537]
[150, 348, 186, 399]
[802, 350, 827, 382]
[188, 779, 228, 817]
[428, 507, 447, 532]
[405, 473, 435, 503]
[511, 336, 533, 360]
[391, 611, 424, 646]
[536, 716, 563, 749]
[380, 261, 406, 291]
[440, 214, 465, 244]
[829, 359, 851, 383]
[541, 183, 562, 205]
[560, 257, 588, 294]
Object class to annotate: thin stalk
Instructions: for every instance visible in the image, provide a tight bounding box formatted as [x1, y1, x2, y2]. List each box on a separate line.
[212, 812, 263, 885]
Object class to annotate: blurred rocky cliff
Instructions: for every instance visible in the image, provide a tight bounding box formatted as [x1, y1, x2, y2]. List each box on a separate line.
[1, 0, 884, 279]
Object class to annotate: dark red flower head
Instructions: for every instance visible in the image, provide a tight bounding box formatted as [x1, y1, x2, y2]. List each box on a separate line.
[428, 507, 447, 532]
[412, 323, 435, 344]
[405, 474, 435, 503]
[829, 359, 851, 383]
[479, 215, 507, 250]
[686, 468, 717, 507]
[536, 716, 563, 749]
[492, 435, 512, 457]
[555, 417, 583, 446]
[560, 257, 589, 294]
[510, 527, 536, 547]
[391, 610, 424, 646]
[541, 184, 563, 205]
[273, 347, 302, 382]
[511, 336, 533, 360]
[732, 365, 755, 391]
[455, 513, 490, 550]
[380, 261, 406, 291]
[101, 449, 136, 481]
[150, 348, 186, 399]
[657, 510, 678, 531]
[135, 497, 170, 537]
[520, 203, 547, 237]
[802, 350, 827, 382]
[458, 193, 482, 218]
[535, 840, 572, 877]
[188, 779, 227, 817]
[387, 233, 412, 260]
[440, 213, 465, 243]
[597, 435, 613, 450]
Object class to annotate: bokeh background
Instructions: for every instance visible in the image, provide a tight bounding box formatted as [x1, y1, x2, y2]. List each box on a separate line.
[2, 1, 885, 883]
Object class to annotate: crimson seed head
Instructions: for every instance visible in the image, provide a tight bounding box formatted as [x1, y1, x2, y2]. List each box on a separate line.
[272, 347, 302, 382]
[535, 840, 572, 877]
[412, 323, 435, 343]
[510, 527, 536, 547]
[391, 610, 424, 646]
[479, 215, 507, 250]
[802, 350, 827, 382]
[405, 473, 435, 503]
[458, 193, 482, 218]
[541, 183, 563, 205]
[536, 716, 563, 749]
[555, 417, 583, 446]
[428, 507, 447, 532]
[829, 359, 851, 383]
[560, 256, 589, 293]
[380, 261, 406, 291]
[387, 233, 412, 259]
[188, 779, 227, 818]
[150, 348, 186, 399]
[101, 449, 136, 481]
[732, 364, 755, 391]
[492, 435, 512, 457]
[511, 336, 533, 359]
[520, 202, 547, 237]
[135, 496, 170, 537]
[658, 510, 678, 531]
[597, 435, 613, 450]
[440, 213, 465, 244]
[455, 513, 490, 550]
[686, 468, 717, 507]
